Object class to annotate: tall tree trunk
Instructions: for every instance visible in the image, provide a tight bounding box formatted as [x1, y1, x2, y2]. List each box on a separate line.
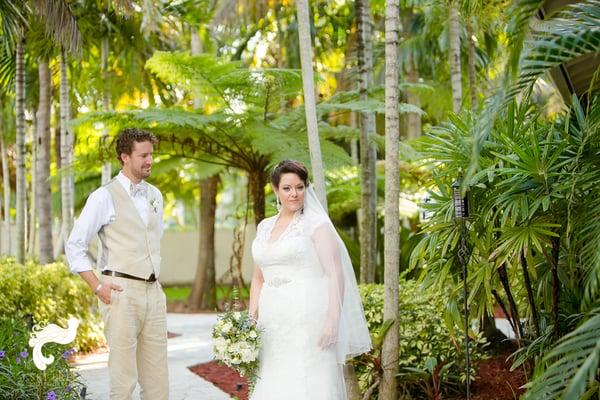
[381, 0, 400, 398]
[189, 176, 218, 310]
[1, 127, 10, 255]
[295, 0, 327, 210]
[188, 26, 218, 310]
[248, 169, 267, 225]
[498, 263, 522, 340]
[402, 8, 422, 139]
[448, 0, 462, 114]
[58, 48, 74, 258]
[29, 117, 37, 257]
[405, 59, 421, 139]
[521, 251, 540, 337]
[101, 36, 112, 184]
[36, 60, 54, 263]
[356, 0, 378, 284]
[15, 35, 26, 263]
[466, 18, 477, 112]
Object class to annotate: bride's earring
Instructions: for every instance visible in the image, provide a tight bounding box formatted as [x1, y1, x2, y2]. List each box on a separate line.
[276, 196, 282, 211]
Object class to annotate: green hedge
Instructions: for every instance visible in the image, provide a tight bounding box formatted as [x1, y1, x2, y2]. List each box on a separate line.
[356, 282, 487, 399]
[0, 259, 104, 353]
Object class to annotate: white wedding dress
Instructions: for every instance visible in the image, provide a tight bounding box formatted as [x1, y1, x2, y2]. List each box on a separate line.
[250, 188, 372, 400]
[250, 211, 345, 399]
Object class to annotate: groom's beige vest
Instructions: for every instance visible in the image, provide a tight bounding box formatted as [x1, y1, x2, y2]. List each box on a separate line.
[97, 179, 161, 279]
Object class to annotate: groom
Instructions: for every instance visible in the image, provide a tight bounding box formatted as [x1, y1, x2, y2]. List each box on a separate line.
[66, 128, 169, 399]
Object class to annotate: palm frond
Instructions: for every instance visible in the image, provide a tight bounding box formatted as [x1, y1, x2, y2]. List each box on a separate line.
[509, 1, 600, 99]
[31, 0, 82, 53]
[506, 0, 546, 74]
[0, 0, 27, 52]
[524, 309, 600, 399]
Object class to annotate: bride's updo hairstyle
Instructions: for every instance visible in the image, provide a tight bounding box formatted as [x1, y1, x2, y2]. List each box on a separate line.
[271, 160, 309, 188]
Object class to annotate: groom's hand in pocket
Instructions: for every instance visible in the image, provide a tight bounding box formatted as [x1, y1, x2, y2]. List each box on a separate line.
[98, 283, 123, 305]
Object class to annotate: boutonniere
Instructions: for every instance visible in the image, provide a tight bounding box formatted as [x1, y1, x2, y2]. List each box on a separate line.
[149, 197, 159, 213]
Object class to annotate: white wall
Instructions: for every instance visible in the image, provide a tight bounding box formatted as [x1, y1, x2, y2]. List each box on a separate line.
[0, 223, 256, 286]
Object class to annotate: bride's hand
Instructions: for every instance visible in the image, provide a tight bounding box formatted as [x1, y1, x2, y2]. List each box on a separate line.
[318, 319, 338, 349]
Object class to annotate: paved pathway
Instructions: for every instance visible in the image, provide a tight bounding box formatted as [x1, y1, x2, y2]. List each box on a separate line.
[74, 313, 231, 400]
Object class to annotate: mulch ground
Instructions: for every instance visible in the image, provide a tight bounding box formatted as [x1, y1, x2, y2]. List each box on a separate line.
[189, 361, 249, 400]
[471, 348, 526, 400]
[191, 348, 526, 400]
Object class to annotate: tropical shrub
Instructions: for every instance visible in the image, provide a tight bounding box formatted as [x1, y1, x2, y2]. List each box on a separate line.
[0, 259, 104, 353]
[355, 282, 487, 399]
[0, 317, 85, 399]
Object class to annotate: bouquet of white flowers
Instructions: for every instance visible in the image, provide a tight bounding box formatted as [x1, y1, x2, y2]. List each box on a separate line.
[212, 309, 262, 387]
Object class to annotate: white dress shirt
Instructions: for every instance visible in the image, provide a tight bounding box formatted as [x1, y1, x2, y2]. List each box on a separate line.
[65, 172, 164, 274]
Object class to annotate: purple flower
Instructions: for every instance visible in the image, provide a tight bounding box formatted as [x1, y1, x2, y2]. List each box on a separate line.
[0, 350, 5, 360]
[16, 357, 21, 364]
[19, 350, 28, 358]
[62, 350, 71, 359]
[66, 384, 73, 393]
[47, 391, 56, 400]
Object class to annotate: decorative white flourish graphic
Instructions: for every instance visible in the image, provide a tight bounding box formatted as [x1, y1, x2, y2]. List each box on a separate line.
[28, 318, 80, 370]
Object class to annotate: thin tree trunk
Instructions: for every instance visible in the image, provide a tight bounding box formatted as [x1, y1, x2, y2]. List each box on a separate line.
[521, 251, 540, 337]
[1, 129, 10, 255]
[550, 236, 561, 339]
[356, 0, 378, 284]
[15, 35, 26, 263]
[188, 26, 218, 310]
[58, 48, 74, 257]
[295, 0, 327, 210]
[36, 60, 54, 263]
[29, 117, 37, 257]
[0, 102, 4, 254]
[492, 289, 518, 338]
[381, 0, 400, 398]
[448, 0, 462, 114]
[248, 169, 267, 226]
[498, 263, 522, 340]
[101, 36, 112, 184]
[403, 8, 422, 139]
[405, 59, 421, 139]
[466, 18, 477, 112]
[189, 176, 218, 310]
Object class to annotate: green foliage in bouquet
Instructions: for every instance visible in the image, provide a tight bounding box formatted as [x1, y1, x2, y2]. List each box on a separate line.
[0, 259, 104, 353]
[355, 282, 487, 399]
[0, 317, 85, 399]
[212, 309, 262, 389]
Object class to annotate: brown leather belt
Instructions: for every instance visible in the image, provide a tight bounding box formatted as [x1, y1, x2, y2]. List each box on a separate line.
[102, 270, 157, 282]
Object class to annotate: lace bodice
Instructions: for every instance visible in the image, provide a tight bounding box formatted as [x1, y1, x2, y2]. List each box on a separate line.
[252, 212, 328, 286]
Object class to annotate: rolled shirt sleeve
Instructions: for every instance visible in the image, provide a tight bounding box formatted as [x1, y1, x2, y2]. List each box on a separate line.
[65, 188, 114, 274]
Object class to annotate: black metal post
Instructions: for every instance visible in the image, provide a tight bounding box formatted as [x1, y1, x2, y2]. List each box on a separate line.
[458, 221, 471, 400]
[453, 179, 470, 400]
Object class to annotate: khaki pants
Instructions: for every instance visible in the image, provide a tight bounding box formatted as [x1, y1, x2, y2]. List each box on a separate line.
[100, 275, 169, 400]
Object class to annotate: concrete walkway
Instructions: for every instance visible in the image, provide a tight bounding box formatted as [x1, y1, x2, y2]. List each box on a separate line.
[74, 313, 231, 400]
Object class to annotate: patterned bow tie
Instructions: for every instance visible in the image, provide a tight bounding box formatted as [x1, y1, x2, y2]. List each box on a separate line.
[130, 182, 148, 198]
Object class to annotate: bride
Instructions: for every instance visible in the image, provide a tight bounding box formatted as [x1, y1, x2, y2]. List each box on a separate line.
[248, 160, 372, 399]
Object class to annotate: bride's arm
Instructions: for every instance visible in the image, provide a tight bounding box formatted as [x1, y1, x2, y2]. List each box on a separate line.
[248, 263, 264, 320]
[313, 223, 345, 349]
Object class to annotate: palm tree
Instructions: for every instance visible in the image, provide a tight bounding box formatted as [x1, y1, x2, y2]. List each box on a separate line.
[35, 59, 52, 263]
[15, 32, 26, 263]
[381, 0, 400, 399]
[58, 47, 75, 258]
[356, 0, 378, 283]
[447, 0, 462, 113]
[295, 0, 327, 210]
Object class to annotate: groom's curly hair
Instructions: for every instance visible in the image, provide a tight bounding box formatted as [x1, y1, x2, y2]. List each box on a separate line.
[271, 160, 309, 188]
[115, 128, 158, 165]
